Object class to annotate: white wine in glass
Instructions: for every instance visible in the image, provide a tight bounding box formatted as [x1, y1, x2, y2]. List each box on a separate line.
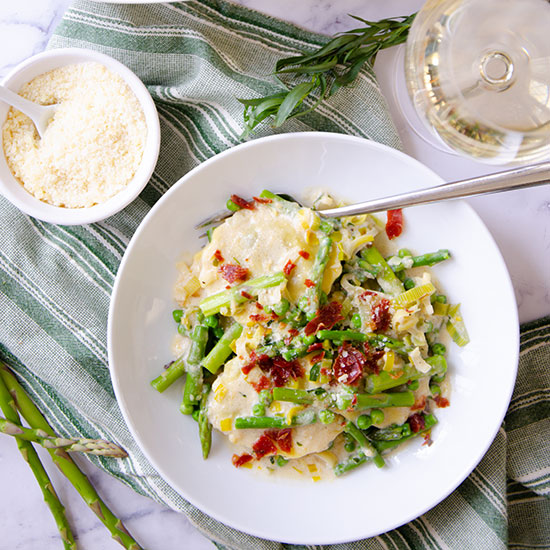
[405, 0, 550, 164]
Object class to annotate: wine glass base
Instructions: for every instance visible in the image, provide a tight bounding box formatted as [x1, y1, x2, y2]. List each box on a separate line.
[390, 45, 462, 157]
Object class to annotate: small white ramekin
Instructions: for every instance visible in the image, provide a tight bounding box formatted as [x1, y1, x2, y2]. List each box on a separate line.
[0, 48, 160, 225]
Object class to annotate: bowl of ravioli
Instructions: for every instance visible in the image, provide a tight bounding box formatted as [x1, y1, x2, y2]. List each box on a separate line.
[108, 132, 518, 544]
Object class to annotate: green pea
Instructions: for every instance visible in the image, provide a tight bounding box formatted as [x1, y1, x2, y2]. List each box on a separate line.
[213, 326, 224, 339]
[370, 409, 385, 424]
[344, 440, 356, 452]
[272, 298, 290, 317]
[407, 379, 420, 391]
[432, 373, 446, 384]
[432, 294, 447, 304]
[398, 248, 412, 258]
[319, 410, 335, 424]
[204, 315, 218, 328]
[430, 383, 441, 396]
[252, 403, 265, 417]
[226, 198, 241, 212]
[401, 423, 412, 437]
[351, 313, 362, 328]
[431, 343, 446, 355]
[404, 278, 415, 290]
[172, 309, 183, 323]
[356, 414, 372, 430]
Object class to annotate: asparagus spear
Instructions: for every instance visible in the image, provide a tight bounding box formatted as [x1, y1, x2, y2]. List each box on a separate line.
[198, 386, 212, 459]
[199, 272, 286, 316]
[0, 373, 77, 550]
[272, 387, 314, 405]
[180, 324, 209, 415]
[151, 355, 186, 393]
[343, 420, 382, 465]
[234, 416, 288, 429]
[361, 245, 404, 295]
[0, 417, 127, 457]
[0, 364, 143, 550]
[300, 234, 332, 319]
[202, 322, 242, 373]
[364, 355, 447, 393]
[334, 451, 368, 476]
[388, 249, 451, 272]
[373, 413, 437, 453]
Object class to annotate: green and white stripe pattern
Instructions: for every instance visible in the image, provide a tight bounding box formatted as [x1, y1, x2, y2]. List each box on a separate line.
[0, 1, 548, 548]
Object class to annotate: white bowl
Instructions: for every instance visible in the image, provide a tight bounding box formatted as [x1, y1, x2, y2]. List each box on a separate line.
[108, 133, 519, 544]
[0, 48, 160, 225]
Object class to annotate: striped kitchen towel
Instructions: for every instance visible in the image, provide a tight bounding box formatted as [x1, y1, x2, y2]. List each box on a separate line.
[0, 1, 548, 549]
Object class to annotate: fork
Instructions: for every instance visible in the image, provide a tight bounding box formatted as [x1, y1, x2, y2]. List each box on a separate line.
[196, 160, 550, 228]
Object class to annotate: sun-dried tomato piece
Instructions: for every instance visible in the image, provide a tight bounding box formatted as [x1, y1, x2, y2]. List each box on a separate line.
[304, 279, 315, 288]
[231, 194, 254, 210]
[255, 302, 264, 310]
[250, 375, 272, 393]
[252, 434, 277, 459]
[220, 264, 249, 283]
[307, 342, 323, 353]
[408, 413, 426, 433]
[304, 301, 344, 336]
[371, 298, 391, 333]
[332, 343, 365, 385]
[253, 196, 273, 204]
[298, 250, 310, 259]
[363, 343, 384, 374]
[386, 209, 403, 239]
[213, 249, 224, 263]
[232, 453, 253, 467]
[241, 290, 253, 299]
[434, 395, 450, 408]
[267, 429, 293, 454]
[283, 260, 296, 276]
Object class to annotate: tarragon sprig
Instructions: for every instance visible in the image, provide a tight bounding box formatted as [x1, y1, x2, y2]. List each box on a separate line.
[238, 13, 415, 138]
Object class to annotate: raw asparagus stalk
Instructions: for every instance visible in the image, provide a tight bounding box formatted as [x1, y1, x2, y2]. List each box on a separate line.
[0, 365, 143, 550]
[0, 374, 77, 550]
[199, 272, 286, 316]
[0, 417, 127, 457]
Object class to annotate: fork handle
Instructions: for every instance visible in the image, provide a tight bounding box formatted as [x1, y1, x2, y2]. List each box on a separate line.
[319, 161, 550, 217]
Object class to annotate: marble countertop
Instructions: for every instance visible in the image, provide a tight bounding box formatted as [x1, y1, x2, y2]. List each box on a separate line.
[0, 1, 548, 549]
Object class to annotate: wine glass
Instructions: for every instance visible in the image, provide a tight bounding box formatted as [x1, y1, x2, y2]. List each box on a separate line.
[402, 0, 550, 164]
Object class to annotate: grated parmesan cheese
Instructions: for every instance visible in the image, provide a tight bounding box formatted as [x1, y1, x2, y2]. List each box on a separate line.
[2, 62, 147, 208]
